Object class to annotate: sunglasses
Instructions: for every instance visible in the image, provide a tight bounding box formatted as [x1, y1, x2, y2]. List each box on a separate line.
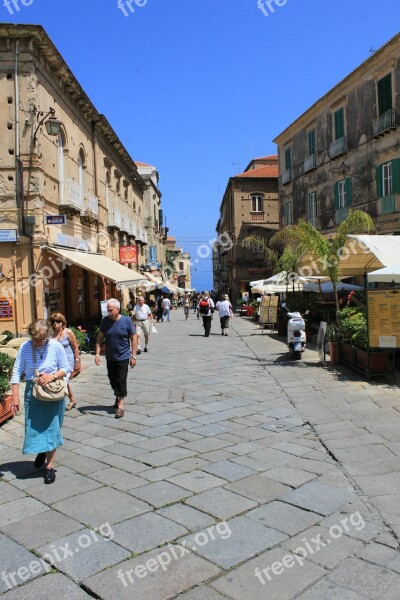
[51, 320, 62, 324]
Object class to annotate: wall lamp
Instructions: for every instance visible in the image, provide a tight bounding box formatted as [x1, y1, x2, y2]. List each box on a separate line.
[32, 106, 62, 142]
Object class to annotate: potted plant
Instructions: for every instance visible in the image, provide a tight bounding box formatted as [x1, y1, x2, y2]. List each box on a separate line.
[0, 352, 16, 425]
[326, 323, 340, 365]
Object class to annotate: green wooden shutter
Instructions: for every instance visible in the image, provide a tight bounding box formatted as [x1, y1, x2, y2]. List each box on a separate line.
[345, 178, 353, 207]
[392, 158, 400, 194]
[308, 130, 315, 156]
[334, 182, 339, 209]
[334, 108, 344, 140]
[376, 165, 383, 197]
[285, 148, 292, 170]
[378, 74, 392, 114]
[158, 209, 164, 226]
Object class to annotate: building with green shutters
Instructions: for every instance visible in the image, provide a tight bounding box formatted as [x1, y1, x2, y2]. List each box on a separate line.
[274, 33, 400, 235]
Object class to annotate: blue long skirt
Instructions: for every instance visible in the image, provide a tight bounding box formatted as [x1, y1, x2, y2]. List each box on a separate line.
[22, 381, 65, 455]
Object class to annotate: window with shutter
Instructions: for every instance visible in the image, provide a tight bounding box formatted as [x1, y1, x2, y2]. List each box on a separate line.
[285, 148, 292, 170]
[377, 74, 392, 115]
[308, 130, 316, 157]
[345, 178, 352, 207]
[334, 108, 345, 140]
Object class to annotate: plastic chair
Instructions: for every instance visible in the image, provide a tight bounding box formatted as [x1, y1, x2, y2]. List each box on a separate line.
[0, 347, 18, 358]
[6, 338, 27, 348]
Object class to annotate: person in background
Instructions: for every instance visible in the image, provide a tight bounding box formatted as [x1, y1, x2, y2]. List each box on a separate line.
[197, 291, 215, 337]
[162, 295, 171, 322]
[156, 295, 163, 322]
[132, 295, 153, 354]
[183, 293, 190, 320]
[95, 298, 137, 419]
[216, 294, 234, 336]
[50, 313, 81, 410]
[10, 319, 70, 484]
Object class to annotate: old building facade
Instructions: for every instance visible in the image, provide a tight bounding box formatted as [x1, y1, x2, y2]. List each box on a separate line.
[165, 237, 192, 290]
[0, 24, 168, 333]
[214, 156, 279, 301]
[274, 33, 400, 235]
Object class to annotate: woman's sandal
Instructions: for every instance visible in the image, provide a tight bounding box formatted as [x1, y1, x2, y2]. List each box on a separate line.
[66, 401, 77, 411]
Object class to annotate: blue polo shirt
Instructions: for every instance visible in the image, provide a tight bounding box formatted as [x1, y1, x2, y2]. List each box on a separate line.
[100, 315, 135, 361]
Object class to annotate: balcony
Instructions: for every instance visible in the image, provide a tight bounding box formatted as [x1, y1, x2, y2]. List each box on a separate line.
[129, 219, 137, 237]
[378, 194, 399, 215]
[373, 109, 396, 137]
[107, 208, 121, 230]
[282, 168, 292, 185]
[251, 212, 265, 221]
[61, 178, 83, 214]
[304, 154, 316, 173]
[121, 214, 130, 233]
[330, 137, 347, 159]
[335, 206, 348, 225]
[81, 194, 98, 224]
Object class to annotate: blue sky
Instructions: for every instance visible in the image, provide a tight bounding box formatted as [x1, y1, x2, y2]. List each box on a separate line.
[2, 0, 400, 290]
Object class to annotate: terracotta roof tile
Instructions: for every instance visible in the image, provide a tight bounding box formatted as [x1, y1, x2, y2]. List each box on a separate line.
[236, 165, 278, 178]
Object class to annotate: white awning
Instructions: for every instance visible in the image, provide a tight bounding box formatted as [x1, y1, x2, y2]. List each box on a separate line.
[367, 264, 400, 283]
[46, 246, 148, 286]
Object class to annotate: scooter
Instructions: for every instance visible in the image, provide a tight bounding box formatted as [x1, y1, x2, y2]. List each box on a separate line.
[281, 304, 308, 360]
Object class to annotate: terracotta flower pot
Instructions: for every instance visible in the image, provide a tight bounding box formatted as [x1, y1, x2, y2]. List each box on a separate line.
[0, 394, 14, 425]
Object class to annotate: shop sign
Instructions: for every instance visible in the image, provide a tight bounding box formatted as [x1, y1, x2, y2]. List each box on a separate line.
[149, 246, 157, 262]
[55, 233, 89, 251]
[0, 230, 17, 243]
[119, 246, 137, 264]
[0, 297, 13, 321]
[45, 215, 66, 225]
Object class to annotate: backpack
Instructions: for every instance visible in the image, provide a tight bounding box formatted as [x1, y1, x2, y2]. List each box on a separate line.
[199, 299, 210, 315]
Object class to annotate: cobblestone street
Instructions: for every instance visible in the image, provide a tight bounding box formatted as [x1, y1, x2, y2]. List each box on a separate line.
[1, 311, 400, 599]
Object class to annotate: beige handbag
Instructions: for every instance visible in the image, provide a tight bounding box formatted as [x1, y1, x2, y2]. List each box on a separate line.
[32, 346, 67, 401]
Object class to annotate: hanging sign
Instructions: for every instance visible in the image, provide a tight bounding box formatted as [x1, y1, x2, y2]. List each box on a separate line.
[119, 246, 137, 264]
[45, 215, 66, 225]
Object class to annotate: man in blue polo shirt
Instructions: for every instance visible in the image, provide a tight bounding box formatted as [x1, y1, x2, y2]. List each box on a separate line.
[95, 298, 137, 418]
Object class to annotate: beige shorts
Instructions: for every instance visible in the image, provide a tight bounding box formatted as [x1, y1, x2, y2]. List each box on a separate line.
[135, 320, 151, 336]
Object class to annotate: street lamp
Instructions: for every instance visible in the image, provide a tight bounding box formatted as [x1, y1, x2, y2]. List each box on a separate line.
[32, 107, 62, 142]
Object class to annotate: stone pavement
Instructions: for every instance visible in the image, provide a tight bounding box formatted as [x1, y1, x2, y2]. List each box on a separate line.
[1, 310, 400, 599]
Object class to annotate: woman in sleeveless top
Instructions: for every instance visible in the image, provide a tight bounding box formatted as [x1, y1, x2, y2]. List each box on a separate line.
[51, 313, 81, 410]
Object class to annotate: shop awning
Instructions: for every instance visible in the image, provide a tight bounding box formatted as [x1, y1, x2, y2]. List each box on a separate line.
[46, 246, 148, 286]
[367, 264, 400, 284]
[144, 272, 164, 285]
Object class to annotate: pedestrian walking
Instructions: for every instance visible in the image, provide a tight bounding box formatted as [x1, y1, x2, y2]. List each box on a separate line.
[132, 295, 153, 355]
[156, 295, 163, 322]
[50, 312, 81, 410]
[183, 293, 190, 320]
[197, 291, 215, 337]
[10, 319, 71, 484]
[162, 295, 171, 322]
[95, 298, 137, 419]
[216, 294, 234, 336]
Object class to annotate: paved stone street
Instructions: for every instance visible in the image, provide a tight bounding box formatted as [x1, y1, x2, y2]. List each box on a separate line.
[1, 311, 400, 599]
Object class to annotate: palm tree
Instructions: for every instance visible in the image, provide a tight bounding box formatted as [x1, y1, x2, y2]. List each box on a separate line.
[271, 209, 374, 323]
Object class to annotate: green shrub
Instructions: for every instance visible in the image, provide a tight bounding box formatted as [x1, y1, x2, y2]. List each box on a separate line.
[69, 326, 88, 352]
[0, 352, 15, 398]
[0, 330, 13, 344]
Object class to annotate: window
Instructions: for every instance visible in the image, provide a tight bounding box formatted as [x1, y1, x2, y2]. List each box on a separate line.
[378, 73, 392, 115]
[334, 178, 352, 208]
[179, 262, 184, 271]
[285, 202, 293, 225]
[285, 147, 292, 170]
[334, 108, 345, 140]
[383, 163, 393, 197]
[376, 159, 400, 197]
[251, 194, 263, 212]
[105, 172, 110, 209]
[308, 192, 317, 220]
[308, 130, 316, 157]
[78, 149, 85, 197]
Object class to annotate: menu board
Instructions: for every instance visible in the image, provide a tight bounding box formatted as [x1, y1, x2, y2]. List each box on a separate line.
[259, 296, 279, 325]
[367, 289, 400, 348]
[0, 298, 13, 321]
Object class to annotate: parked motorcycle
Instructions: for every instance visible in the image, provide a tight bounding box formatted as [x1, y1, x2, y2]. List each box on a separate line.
[281, 304, 309, 360]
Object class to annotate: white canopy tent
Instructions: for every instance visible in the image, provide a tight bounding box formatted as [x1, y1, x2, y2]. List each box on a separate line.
[367, 264, 400, 284]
